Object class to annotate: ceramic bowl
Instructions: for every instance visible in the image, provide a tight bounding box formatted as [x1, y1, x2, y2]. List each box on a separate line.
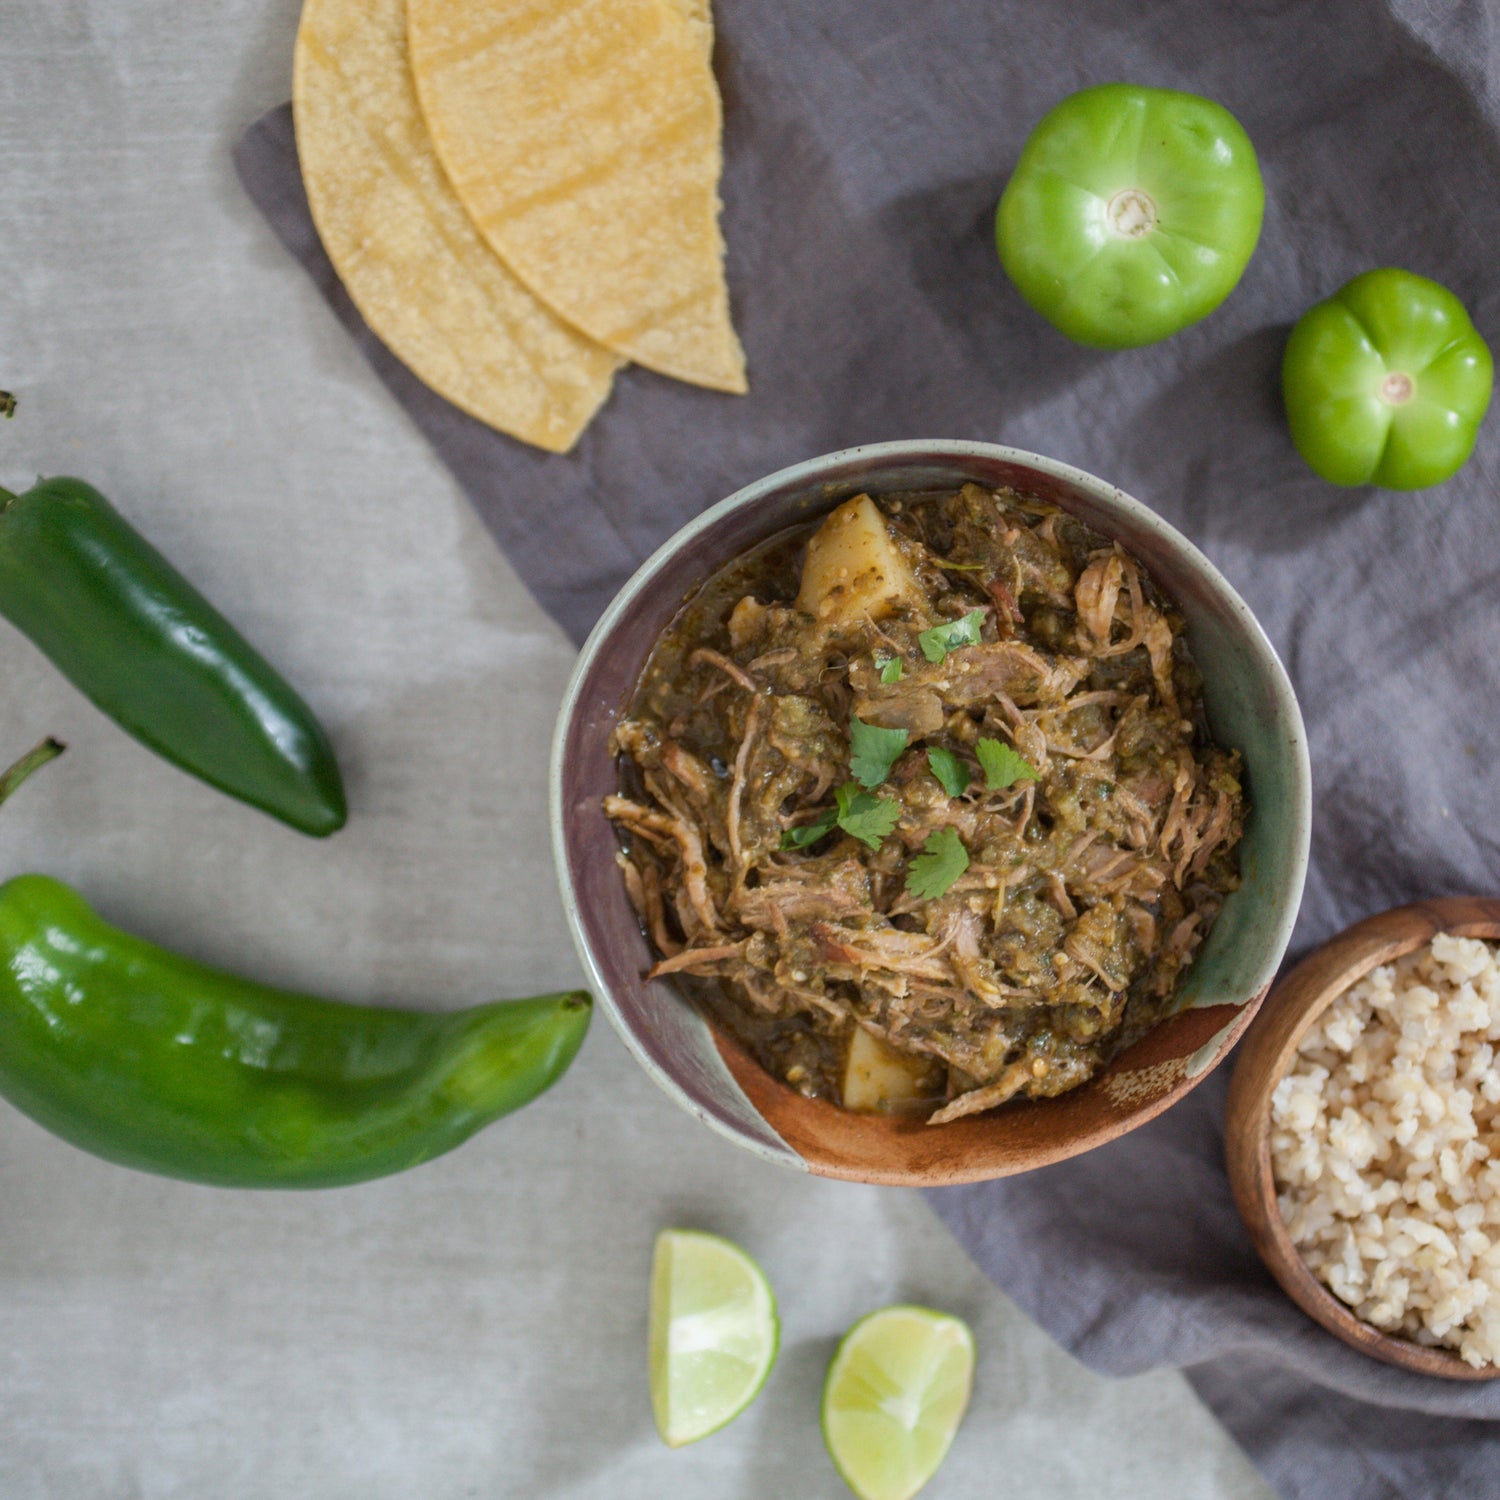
[550, 441, 1311, 1184]
[1226, 897, 1500, 1379]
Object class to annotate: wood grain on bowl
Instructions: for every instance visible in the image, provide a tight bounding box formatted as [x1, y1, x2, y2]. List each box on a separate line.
[716, 998, 1261, 1186]
[1225, 897, 1500, 1380]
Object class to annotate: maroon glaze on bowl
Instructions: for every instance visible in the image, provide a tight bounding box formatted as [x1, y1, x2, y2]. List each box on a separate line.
[550, 441, 1310, 1182]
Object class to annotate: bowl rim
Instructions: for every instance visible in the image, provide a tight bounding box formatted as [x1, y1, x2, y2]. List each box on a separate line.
[550, 438, 1313, 1173]
[1225, 896, 1500, 1379]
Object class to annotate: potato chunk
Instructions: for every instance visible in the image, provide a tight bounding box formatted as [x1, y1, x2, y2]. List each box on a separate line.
[842, 1027, 939, 1112]
[796, 495, 925, 624]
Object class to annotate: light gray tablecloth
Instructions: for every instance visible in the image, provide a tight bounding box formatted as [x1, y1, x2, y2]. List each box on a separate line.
[0, 3, 1278, 1498]
[236, 2, 1500, 1496]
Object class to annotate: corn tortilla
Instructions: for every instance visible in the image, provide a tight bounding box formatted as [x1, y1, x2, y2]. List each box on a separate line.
[664, 0, 713, 55]
[294, 0, 620, 453]
[407, 0, 747, 394]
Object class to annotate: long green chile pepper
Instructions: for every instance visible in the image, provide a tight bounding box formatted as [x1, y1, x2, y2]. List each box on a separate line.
[0, 743, 591, 1188]
[0, 400, 346, 835]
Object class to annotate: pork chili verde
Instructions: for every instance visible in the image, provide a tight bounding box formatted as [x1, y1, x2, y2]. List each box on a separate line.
[606, 485, 1245, 1124]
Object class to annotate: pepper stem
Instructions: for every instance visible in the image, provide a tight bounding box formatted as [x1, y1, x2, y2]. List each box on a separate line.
[0, 392, 17, 510]
[0, 738, 65, 809]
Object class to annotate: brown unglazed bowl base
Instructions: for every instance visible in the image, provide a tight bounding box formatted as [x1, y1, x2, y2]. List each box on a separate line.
[715, 998, 1261, 1186]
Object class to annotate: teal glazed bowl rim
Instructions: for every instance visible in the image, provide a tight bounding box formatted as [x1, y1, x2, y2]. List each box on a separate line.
[550, 441, 1312, 1183]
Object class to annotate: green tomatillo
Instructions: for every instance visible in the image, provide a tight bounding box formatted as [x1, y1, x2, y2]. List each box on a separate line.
[996, 83, 1265, 349]
[1282, 269, 1493, 489]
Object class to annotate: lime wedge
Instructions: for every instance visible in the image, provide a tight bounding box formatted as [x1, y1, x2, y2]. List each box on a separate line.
[821, 1305, 975, 1500]
[648, 1228, 779, 1447]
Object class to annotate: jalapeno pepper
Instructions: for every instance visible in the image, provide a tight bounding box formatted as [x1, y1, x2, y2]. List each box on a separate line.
[0, 411, 346, 836]
[0, 743, 591, 1187]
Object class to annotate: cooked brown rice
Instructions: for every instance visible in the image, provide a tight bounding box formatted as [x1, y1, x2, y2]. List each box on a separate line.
[1270, 933, 1500, 1368]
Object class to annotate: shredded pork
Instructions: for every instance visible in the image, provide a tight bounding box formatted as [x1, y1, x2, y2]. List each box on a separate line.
[607, 485, 1244, 1121]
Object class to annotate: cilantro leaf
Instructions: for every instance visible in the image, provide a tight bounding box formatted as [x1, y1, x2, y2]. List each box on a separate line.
[917, 609, 986, 663]
[779, 782, 901, 852]
[926, 746, 972, 798]
[833, 781, 901, 850]
[781, 806, 838, 849]
[905, 827, 970, 900]
[876, 652, 904, 684]
[849, 716, 908, 789]
[976, 737, 1039, 790]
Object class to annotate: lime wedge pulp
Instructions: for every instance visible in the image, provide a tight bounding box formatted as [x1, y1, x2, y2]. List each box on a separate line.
[648, 1228, 780, 1447]
[821, 1305, 975, 1500]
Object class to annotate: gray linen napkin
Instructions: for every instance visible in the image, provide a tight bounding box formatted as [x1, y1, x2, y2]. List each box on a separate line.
[236, 1, 1500, 1493]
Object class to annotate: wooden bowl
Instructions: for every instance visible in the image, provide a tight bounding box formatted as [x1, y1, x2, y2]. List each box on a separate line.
[554, 441, 1310, 1184]
[1225, 897, 1500, 1380]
